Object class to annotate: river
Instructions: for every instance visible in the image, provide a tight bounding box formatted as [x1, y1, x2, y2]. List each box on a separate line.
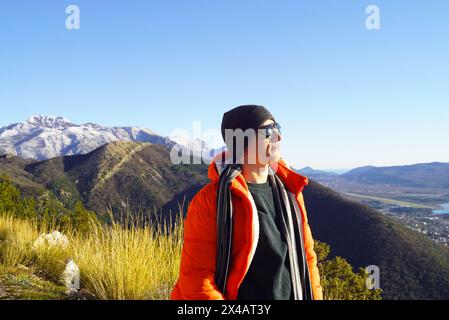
[433, 203, 449, 215]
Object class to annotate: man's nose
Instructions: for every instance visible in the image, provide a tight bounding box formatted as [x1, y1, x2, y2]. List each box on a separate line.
[275, 130, 282, 142]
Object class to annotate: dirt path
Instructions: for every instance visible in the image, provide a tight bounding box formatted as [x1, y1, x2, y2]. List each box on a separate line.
[91, 143, 147, 194]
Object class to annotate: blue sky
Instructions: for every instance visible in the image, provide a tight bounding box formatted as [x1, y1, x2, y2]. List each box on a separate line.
[0, 0, 448, 169]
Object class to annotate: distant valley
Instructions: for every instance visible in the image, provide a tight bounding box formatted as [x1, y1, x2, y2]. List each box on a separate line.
[298, 163, 449, 246]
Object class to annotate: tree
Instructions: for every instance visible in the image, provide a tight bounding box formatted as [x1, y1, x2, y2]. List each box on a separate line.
[64, 201, 97, 234]
[315, 241, 382, 300]
[0, 174, 98, 232]
[0, 175, 21, 214]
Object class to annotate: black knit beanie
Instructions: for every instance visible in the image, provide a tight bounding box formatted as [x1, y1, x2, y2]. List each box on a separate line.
[220, 105, 275, 162]
[221, 105, 275, 141]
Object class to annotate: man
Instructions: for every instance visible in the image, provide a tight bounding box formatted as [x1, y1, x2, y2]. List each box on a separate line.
[171, 105, 322, 300]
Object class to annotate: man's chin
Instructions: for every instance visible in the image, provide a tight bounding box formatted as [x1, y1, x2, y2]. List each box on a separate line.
[269, 154, 281, 163]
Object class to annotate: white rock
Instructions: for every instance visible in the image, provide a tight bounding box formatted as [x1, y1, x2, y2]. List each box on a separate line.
[34, 231, 69, 249]
[61, 259, 80, 294]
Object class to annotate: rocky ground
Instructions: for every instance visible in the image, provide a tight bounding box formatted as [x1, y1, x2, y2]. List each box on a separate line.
[0, 265, 99, 300]
[0, 265, 67, 300]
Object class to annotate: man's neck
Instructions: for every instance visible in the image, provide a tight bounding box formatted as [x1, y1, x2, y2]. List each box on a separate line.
[241, 163, 270, 184]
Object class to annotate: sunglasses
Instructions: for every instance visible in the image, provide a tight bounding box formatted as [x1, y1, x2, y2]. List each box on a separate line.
[258, 122, 282, 139]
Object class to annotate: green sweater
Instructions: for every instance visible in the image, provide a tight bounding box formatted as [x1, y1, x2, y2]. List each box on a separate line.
[237, 180, 293, 300]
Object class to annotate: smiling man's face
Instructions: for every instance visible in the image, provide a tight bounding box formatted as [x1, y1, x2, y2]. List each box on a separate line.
[245, 119, 282, 166]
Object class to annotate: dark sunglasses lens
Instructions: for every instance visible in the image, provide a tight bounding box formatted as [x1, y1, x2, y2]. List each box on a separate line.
[260, 123, 281, 138]
[266, 126, 281, 139]
[269, 124, 281, 137]
[265, 128, 272, 138]
[275, 123, 281, 135]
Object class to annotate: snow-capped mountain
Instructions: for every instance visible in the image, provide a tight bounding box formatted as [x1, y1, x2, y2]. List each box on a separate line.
[0, 115, 214, 161]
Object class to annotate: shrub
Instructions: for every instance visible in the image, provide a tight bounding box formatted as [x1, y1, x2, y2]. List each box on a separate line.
[315, 241, 382, 300]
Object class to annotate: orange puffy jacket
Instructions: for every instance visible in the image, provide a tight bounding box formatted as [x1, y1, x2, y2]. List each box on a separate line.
[171, 153, 323, 300]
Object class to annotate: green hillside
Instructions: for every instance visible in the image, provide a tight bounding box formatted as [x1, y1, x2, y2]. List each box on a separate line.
[7, 142, 209, 217]
[303, 180, 449, 299]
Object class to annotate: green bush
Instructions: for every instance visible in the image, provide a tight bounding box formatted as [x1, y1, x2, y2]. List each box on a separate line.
[0, 174, 98, 233]
[315, 241, 382, 300]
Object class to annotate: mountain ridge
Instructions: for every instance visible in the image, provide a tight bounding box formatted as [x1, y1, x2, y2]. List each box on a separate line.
[17, 141, 209, 217]
[0, 115, 212, 161]
[342, 162, 449, 189]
